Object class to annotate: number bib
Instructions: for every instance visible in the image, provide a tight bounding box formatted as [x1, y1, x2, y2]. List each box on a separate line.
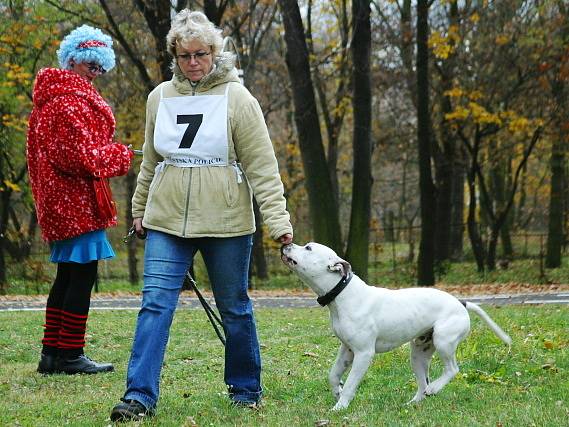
[153, 84, 229, 167]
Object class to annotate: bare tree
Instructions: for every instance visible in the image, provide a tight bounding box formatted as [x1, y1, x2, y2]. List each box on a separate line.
[277, 0, 343, 252]
[345, 0, 373, 280]
[416, 0, 436, 285]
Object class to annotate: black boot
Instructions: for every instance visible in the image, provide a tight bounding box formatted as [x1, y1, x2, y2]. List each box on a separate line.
[37, 353, 59, 374]
[59, 354, 114, 375]
[110, 399, 155, 422]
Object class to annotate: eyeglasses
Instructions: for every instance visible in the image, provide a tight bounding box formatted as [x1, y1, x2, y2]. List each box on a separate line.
[177, 51, 212, 62]
[87, 62, 106, 75]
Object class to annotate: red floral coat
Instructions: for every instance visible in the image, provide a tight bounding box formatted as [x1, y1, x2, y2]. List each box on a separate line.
[26, 68, 132, 242]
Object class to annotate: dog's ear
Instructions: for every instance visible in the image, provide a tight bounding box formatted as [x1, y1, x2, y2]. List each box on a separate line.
[327, 259, 352, 276]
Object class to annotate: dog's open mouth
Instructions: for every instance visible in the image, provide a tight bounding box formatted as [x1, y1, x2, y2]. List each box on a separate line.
[281, 254, 297, 266]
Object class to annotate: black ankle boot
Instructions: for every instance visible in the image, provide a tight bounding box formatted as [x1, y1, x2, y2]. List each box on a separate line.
[37, 353, 59, 374]
[59, 354, 114, 375]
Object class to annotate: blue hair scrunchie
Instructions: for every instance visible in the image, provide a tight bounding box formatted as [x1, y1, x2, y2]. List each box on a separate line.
[57, 24, 116, 72]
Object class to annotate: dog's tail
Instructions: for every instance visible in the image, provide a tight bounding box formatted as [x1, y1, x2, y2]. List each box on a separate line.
[462, 301, 512, 345]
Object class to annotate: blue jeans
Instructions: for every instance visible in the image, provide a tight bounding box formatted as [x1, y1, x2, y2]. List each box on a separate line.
[123, 231, 261, 409]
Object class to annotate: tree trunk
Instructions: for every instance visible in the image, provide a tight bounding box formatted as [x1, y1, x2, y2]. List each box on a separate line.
[546, 49, 567, 267]
[466, 174, 485, 272]
[432, 1, 459, 265]
[345, 0, 372, 280]
[464, 132, 486, 272]
[384, 210, 395, 242]
[251, 199, 268, 280]
[434, 153, 453, 263]
[0, 235, 5, 294]
[500, 211, 514, 257]
[277, 0, 343, 252]
[307, 0, 350, 205]
[450, 152, 465, 260]
[125, 168, 139, 284]
[487, 226, 499, 270]
[546, 134, 566, 268]
[416, 0, 436, 286]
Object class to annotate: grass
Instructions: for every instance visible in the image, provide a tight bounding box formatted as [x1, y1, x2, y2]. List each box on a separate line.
[0, 305, 567, 426]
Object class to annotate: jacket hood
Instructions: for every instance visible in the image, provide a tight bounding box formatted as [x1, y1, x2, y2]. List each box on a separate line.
[32, 67, 99, 109]
[172, 52, 240, 94]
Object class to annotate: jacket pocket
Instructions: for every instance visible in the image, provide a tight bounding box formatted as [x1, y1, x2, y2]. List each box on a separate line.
[223, 166, 240, 207]
[147, 163, 166, 200]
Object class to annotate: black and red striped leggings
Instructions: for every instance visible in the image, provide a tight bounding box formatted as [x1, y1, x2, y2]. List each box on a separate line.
[42, 261, 98, 358]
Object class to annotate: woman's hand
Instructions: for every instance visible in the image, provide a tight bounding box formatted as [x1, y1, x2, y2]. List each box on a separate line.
[277, 233, 293, 245]
[133, 217, 147, 238]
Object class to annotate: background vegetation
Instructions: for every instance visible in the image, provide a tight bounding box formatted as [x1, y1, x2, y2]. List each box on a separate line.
[0, 0, 567, 292]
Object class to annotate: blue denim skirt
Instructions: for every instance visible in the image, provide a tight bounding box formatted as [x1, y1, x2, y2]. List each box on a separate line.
[50, 229, 115, 263]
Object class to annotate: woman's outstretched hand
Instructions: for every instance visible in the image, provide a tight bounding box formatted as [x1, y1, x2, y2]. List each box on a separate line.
[277, 233, 293, 245]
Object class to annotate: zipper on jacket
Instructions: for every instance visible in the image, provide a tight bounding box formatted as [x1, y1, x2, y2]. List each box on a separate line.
[181, 86, 198, 236]
[182, 171, 192, 237]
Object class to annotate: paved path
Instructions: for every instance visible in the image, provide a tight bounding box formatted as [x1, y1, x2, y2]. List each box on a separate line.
[1, 292, 568, 312]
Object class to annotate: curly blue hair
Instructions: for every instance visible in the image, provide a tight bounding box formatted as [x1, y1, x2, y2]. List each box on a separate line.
[57, 24, 116, 72]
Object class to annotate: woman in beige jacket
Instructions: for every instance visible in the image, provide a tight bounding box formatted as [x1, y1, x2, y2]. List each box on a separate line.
[111, 9, 293, 422]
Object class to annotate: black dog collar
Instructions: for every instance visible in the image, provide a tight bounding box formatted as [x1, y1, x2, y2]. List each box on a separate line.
[317, 272, 353, 307]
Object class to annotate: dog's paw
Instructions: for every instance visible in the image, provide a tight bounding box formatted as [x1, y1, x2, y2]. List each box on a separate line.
[406, 393, 426, 405]
[424, 383, 442, 396]
[332, 399, 349, 411]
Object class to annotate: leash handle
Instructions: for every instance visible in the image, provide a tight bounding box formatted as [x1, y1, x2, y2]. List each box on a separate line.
[123, 225, 147, 243]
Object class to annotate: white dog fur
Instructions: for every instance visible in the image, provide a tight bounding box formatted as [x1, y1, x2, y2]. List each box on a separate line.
[281, 242, 512, 410]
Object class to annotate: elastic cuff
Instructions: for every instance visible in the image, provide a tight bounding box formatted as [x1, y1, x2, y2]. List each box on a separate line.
[42, 345, 59, 356]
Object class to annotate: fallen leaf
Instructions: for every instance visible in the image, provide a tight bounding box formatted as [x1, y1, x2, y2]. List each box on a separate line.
[543, 340, 554, 350]
[182, 416, 198, 427]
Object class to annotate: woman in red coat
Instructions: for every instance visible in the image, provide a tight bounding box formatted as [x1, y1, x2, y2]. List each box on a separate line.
[26, 25, 133, 375]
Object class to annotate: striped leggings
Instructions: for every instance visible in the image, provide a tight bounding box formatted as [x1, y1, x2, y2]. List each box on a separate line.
[42, 262, 98, 358]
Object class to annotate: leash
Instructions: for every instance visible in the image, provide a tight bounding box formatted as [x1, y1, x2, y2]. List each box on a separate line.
[183, 271, 226, 346]
[123, 227, 226, 346]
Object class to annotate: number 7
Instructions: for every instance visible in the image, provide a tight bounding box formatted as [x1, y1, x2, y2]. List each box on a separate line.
[177, 114, 203, 149]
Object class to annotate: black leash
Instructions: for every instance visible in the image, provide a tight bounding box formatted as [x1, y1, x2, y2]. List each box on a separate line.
[123, 227, 226, 346]
[183, 271, 226, 346]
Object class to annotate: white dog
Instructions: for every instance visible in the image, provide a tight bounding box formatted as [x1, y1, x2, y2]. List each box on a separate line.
[281, 242, 512, 410]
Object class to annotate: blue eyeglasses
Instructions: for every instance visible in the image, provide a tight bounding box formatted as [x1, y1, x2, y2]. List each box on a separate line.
[87, 62, 106, 75]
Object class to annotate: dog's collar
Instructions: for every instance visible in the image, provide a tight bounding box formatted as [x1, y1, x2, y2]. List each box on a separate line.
[317, 272, 353, 307]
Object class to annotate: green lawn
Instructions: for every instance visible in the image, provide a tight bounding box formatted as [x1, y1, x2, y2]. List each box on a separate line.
[0, 305, 567, 426]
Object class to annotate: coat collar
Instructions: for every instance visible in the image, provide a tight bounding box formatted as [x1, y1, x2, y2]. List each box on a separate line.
[171, 52, 240, 94]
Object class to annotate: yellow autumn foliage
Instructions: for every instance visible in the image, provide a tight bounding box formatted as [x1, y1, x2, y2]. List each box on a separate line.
[428, 32, 454, 59]
[495, 35, 510, 45]
[3, 180, 21, 192]
[468, 90, 483, 100]
[468, 102, 502, 126]
[444, 87, 464, 98]
[445, 106, 470, 121]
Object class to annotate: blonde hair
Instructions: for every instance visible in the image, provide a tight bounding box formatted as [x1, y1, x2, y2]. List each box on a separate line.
[166, 10, 223, 58]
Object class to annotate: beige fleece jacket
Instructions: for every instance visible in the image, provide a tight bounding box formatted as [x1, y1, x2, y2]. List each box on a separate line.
[132, 54, 292, 240]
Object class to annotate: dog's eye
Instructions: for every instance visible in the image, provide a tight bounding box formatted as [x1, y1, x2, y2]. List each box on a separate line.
[305, 245, 312, 251]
